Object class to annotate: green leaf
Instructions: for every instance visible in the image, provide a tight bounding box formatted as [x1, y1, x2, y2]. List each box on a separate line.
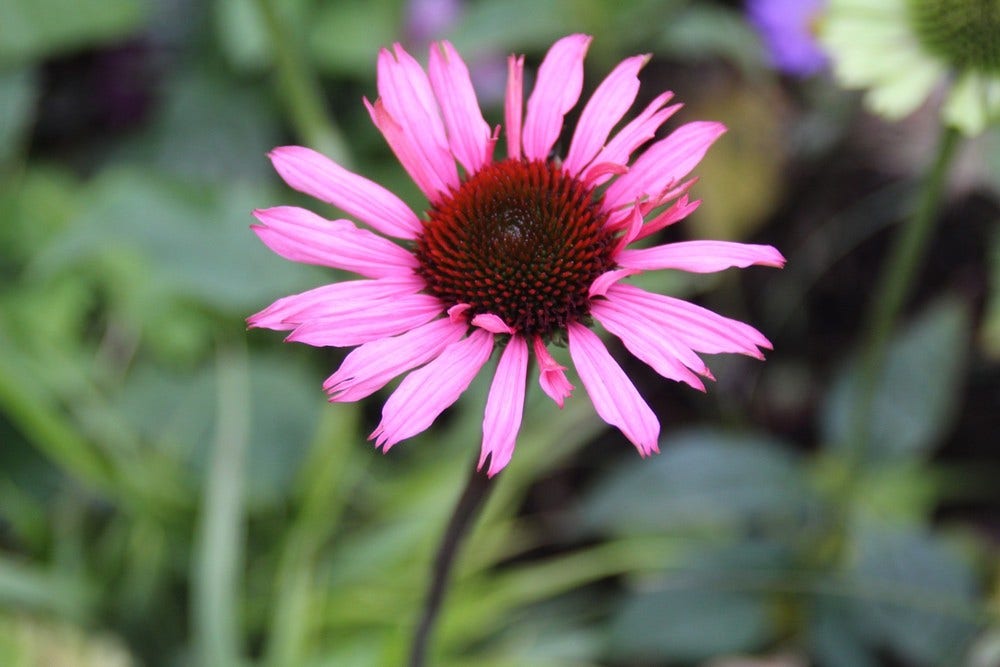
[117, 352, 324, 509]
[658, 3, 768, 71]
[0, 557, 92, 618]
[308, 0, 399, 77]
[822, 298, 971, 461]
[0, 0, 146, 65]
[119, 66, 282, 184]
[609, 589, 771, 661]
[30, 168, 322, 315]
[1, 165, 79, 265]
[213, 0, 271, 73]
[808, 597, 881, 667]
[579, 428, 816, 536]
[448, 0, 594, 56]
[848, 525, 981, 666]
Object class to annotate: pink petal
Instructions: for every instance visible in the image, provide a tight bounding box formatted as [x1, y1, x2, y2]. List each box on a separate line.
[285, 294, 443, 347]
[533, 336, 573, 407]
[637, 177, 697, 215]
[604, 121, 726, 210]
[612, 204, 645, 254]
[448, 303, 472, 322]
[371, 329, 494, 450]
[252, 206, 416, 278]
[324, 317, 467, 402]
[268, 146, 421, 239]
[428, 40, 491, 175]
[563, 54, 647, 177]
[505, 54, 524, 160]
[567, 323, 659, 456]
[588, 93, 679, 186]
[471, 313, 514, 334]
[633, 195, 701, 241]
[582, 161, 629, 186]
[589, 268, 640, 298]
[247, 276, 424, 330]
[522, 34, 592, 161]
[376, 44, 459, 200]
[617, 240, 786, 273]
[365, 99, 443, 204]
[606, 283, 772, 357]
[480, 335, 528, 476]
[591, 300, 708, 391]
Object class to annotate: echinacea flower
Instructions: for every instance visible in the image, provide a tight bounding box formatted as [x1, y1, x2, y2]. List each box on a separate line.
[249, 35, 785, 476]
[820, 0, 1000, 135]
[748, 0, 828, 77]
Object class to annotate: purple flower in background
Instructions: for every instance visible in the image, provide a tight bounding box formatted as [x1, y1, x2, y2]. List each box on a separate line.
[748, 0, 828, 76]
[405, 0, 463, 45]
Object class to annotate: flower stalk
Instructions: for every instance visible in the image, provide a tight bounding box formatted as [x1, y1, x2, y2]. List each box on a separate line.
[408, 458, 496, 667]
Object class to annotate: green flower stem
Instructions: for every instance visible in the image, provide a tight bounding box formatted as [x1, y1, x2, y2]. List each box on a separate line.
[847, 124, 962, 463]
[255, 0, 351, 165]
[409, 458, 496, 667]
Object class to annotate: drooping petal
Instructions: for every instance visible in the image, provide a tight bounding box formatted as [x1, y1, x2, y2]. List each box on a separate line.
[521, 34, 591, 160]
[247, 276, 424, 330]
[269, 146, 421, 239]
[632, 195, 701, 241]
[471, 313, 514, 334]
[505, 54, 524, 159]
[588, 92, 679, 185]
[252, 206, 417, 278]
[428, 40, 492, 175]
[617, 240, 786, 273]
[591, 300, 708, 391]
[376, 44, 459, 199]
[324, 317, 467, 402]
[371, 329, 494, 450]
[533, 336, 573, 407]
[589, 268, 640, 299]
[285, 294, 443, 347]
[563, 54, 647, 177]
[480, 335, 528, 476]
[604, 121, 726, 210]
[567, 323, 659, 456]
[606, 283, 772, 358]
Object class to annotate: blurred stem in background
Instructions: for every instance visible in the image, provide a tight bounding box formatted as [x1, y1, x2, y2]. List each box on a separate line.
[192, 343, 250, 667]
[847, 124, 962, 466]
[254, 0, 351, 166]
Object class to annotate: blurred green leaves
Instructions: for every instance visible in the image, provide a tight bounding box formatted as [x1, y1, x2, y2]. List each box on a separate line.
[1, 0, 997, 665]
[581, 430, 817, 536]
[823, 297, 971, 462]
[0, 0, 146, 65]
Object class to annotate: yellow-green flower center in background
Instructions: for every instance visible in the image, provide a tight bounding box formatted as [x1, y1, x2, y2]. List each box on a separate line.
[907, 0, 1000, 73]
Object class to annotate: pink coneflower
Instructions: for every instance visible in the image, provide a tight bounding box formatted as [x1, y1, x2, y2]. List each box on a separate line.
[250, 35, 785, 476]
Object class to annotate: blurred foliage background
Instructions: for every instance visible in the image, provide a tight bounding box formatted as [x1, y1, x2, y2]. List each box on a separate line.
[1, 0, 999, 665]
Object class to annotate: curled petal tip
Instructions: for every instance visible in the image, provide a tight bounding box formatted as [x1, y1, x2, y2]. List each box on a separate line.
[471, 313, 514, 334]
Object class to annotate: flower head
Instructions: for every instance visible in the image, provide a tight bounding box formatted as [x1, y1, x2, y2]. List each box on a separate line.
[250, 35, 785, 476]
[820, 0, 1000, 135]
[748, 0, 828, 77]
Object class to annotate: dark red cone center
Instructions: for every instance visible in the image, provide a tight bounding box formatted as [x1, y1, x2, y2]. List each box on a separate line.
[415, 159, 617, 339]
